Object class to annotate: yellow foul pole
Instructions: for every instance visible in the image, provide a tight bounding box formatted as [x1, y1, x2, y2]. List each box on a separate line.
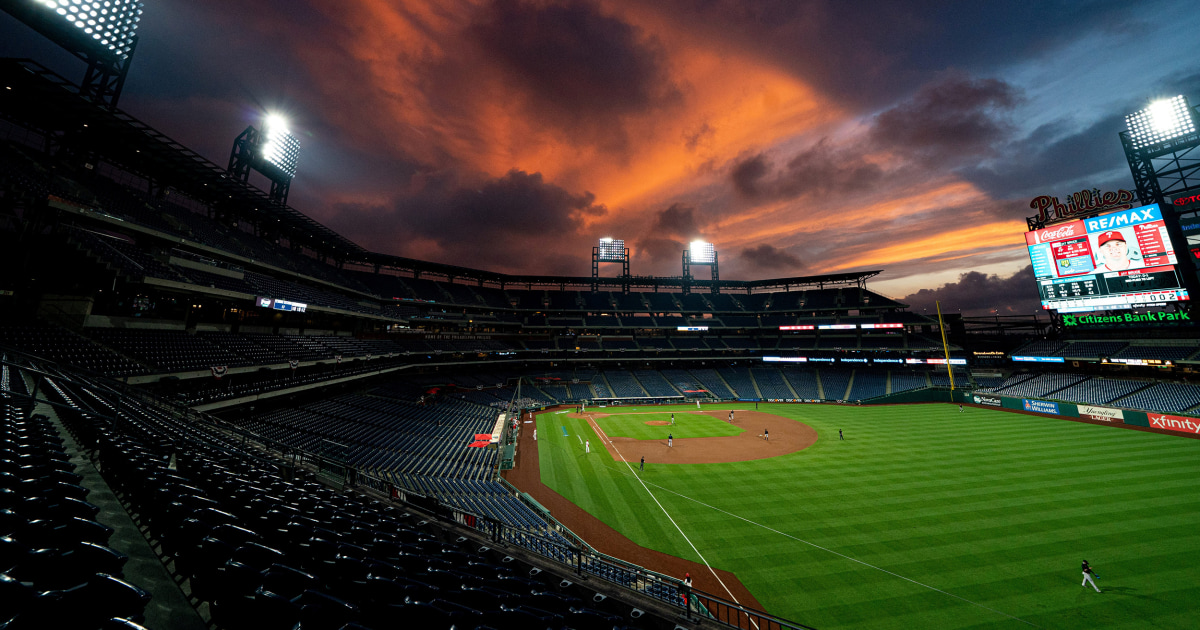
[936, 300, 955, 391]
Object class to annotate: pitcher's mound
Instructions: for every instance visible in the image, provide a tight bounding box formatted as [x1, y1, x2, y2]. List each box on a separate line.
[644, 420, 671, 426]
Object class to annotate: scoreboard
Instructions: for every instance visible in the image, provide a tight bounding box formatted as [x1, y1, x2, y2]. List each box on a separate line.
[1025, 204, 1189, 313]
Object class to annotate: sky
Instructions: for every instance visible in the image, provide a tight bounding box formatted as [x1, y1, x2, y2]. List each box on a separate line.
[4, 0, 1200, 316]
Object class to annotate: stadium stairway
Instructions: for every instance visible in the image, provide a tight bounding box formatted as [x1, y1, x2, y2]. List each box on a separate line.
[39, 401, 210, 630]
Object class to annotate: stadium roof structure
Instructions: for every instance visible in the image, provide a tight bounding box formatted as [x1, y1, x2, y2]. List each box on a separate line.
[0, 59, 365, 258]
[2, 58, 889, 297]
[355, 249, 882, 293]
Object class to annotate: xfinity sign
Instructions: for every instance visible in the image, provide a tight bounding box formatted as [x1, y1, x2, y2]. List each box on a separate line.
[1148, 413, 1200, 434]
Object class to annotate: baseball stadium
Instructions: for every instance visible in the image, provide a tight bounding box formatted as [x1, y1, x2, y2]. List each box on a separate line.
[2, 3, 1199, 630]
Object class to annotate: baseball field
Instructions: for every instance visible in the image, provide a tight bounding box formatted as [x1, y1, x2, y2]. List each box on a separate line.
[524, 402, 1200, 629]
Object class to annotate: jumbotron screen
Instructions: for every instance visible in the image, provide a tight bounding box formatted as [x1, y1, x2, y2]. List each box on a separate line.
[1024, 203, 1189, 313]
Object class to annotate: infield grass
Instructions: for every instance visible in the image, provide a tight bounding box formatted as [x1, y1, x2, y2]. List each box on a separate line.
[536, 402, 1200, 630]
[590, 409, 743, 440]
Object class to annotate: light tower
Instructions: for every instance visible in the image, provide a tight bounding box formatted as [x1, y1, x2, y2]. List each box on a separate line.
[228, 114, 302, 207]
[0, 0, 145, 108]
[591, 237, 630, 293]
[682, 241, 719, 295]
[1120, 95, 1200, 295]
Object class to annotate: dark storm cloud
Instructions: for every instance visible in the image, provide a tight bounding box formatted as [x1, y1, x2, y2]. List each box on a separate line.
[730, 143, 886, 200]
[649, 0, 1133, 108]
[870, 73, 1021, 165]
[729, 73, 1018, 202]
[635, 204, 701, 264]
[960, 114, 1130, 201]
[330, 169, 606, 271]
[648, 203, 701, 236]
[963, 69, 1200, 201]
[637, 238, 686, 265]
[739, 244, 803, 272]
[468, 0, 680, 134]
[901, 265, 1041, 316]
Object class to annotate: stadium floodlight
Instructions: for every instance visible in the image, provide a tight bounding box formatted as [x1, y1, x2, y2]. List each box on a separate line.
[689, 240, 716, 264]
[3, 0, 146, 107]
[1125, 95, 1196, 150]
[261, 114, 301, 180]
[34, 0, 144, 59]
[596, 237, 626, 262]
[228, 112, 302, 206]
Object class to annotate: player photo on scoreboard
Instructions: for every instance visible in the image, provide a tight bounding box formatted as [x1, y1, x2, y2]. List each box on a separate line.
[1091, 228, 1143, 273]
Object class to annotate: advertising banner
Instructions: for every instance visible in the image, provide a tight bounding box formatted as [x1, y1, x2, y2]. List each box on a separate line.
[1078, 405, 1124, 422]
[1012, 356, 1066, 363]
[1147, 413, 1200, 435]
[972, 394, 1003, 407]
[1022, 399, 1060, 415]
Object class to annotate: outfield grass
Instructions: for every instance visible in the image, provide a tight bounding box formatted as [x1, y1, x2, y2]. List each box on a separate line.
[592, 410, 743, 440]
[536, 403, 1200, 630]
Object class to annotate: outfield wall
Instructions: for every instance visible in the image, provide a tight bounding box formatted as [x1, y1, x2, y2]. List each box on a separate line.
[860, 387, 1196, 434]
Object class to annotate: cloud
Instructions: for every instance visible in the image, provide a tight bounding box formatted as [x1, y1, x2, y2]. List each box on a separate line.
[728, 73, 1017, 203]
[901, 265, 1041, 316]
[466, 0, 681, 147]
[635, 203, 702, 264]
[960, 114, 1130, 201]
[739, 244, 804, 272]
[330, 169, 606, 272]
[649, 203, 701, 235]
[730, 142, 886, 201]
[870, 72, 1021, 166]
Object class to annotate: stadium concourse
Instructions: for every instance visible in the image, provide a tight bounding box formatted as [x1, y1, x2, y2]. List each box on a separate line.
[4, 59, 1200, 630]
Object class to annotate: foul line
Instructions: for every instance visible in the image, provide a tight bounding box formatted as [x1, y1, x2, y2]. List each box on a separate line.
[589, 419, 758, 628]
[602, 461, 1039, 628]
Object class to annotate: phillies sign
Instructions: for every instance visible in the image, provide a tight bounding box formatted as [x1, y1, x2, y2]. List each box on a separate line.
[1029, 188, 1136, 224]
[1148, 413, 1200, 435]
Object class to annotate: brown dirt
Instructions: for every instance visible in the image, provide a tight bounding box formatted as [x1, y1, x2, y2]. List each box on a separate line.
[644, 420, 671, 426]
[502, 407, 819, 612]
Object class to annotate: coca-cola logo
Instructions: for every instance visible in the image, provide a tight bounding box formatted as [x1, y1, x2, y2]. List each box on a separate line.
[1038, 225, 1078, 241]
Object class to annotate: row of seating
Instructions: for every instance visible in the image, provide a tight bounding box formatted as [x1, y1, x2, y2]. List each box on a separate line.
[1013, 338, 1200, 361]
[979, 372, 1200, 413]
[1, 360, 153, 629]
[29, 363, 672, 629]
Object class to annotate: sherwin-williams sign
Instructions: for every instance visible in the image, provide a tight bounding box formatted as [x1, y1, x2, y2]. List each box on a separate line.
[1078, 405, 1123, 422]
[1023, 400, 1060, 415]
[1147, 413, 1200, 435]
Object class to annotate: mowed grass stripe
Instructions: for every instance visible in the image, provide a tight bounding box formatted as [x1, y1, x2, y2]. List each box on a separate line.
[539, 403, 1200, 629]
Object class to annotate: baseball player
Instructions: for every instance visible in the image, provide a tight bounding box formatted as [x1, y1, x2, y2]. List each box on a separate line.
[1081, 560, 1100, 592]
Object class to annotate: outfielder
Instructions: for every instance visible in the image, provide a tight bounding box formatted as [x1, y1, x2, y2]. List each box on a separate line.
[1081, 560, 1100, 592]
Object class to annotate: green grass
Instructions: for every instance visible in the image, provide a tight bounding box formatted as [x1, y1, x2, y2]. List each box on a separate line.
[536, 403, 1200, 630]
[592, 409, 743, 440]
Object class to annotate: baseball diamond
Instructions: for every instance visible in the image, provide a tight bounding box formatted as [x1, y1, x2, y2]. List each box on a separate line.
[507, 401, 1200, 630]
